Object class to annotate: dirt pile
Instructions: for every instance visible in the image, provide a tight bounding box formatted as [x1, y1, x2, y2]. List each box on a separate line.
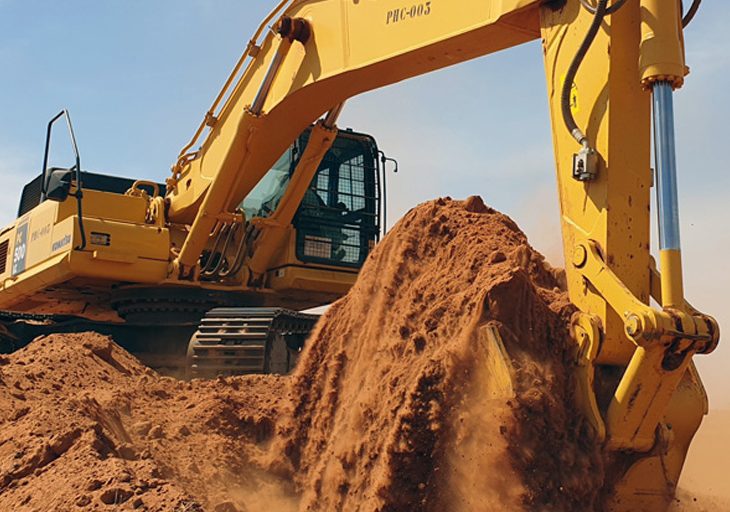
[278, 196, 603, 511]
[0, 333, 296, 511]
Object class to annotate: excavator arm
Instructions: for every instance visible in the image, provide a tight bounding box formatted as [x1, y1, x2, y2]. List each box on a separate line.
[165, 0, 718, 509]
[166, 0, 542, 270]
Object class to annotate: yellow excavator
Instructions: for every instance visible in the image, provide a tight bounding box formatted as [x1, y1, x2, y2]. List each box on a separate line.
[0, 0, 719, 508]
[0, 117, 388, 375]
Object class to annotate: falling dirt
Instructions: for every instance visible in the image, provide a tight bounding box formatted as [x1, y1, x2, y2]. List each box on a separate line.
[276, 196, 603, 511]
[0, 197, 725, 511]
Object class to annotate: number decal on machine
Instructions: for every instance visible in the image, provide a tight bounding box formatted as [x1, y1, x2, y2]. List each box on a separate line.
[386, 2, 432, 25]
[11, 222, 29, 276]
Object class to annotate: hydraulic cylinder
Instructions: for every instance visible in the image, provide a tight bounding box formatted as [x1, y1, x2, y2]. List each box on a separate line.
[652, 81, 684, 308]
[639, 0, 686, 89]
[640, 0, 687, 308]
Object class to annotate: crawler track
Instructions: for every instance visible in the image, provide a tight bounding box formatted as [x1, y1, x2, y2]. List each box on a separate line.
[187, 308, 319, 378]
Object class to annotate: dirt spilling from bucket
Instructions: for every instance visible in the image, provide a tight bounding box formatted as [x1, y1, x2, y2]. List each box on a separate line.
[276, 196, 602, 511]
[0, 197, 722, 511]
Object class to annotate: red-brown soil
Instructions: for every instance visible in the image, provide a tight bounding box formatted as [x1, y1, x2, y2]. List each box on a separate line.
[0, 332, 294, 511]
[278, 196, 602, 511]
[0, 197, 723, 511]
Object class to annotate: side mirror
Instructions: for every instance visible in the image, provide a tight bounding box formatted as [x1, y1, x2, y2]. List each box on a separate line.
[45, 167, 74, 202]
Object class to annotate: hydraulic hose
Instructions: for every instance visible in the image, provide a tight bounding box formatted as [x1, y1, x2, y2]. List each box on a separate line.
[561, 0, 609, 147]
[682, 0, 702, 28]
[584, 0, 700, 28]
[579, 0, 627, 16]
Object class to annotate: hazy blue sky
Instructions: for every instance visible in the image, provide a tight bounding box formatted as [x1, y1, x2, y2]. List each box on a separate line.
[1, 1, 729, 406]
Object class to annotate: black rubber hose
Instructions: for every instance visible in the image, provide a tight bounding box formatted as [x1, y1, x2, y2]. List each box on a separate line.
[75, 189, 87, 251]
[682, 0, 702, 28]
[581, 1, 698, 29]
[579, 0, 627, 16]
[562, 0, 609, 146]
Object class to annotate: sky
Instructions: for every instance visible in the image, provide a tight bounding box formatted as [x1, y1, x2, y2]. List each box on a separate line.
[1, 1, 729, 407]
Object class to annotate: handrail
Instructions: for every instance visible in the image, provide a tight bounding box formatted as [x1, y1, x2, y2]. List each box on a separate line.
[41, 109, 86, 250]
[42, 110, 81, 200]
[172, 0, 296, 179]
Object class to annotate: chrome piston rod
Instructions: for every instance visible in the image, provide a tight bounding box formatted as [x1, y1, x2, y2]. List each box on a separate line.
[652, 81, 684, 307]
[653, 82, 681, 251]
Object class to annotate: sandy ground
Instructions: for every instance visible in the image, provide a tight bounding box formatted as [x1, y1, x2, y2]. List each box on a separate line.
[672, 410, 730, 511]
[0, 197, 726, 511]
[1, 197, 599, 511]
[0, 197, 603, 511]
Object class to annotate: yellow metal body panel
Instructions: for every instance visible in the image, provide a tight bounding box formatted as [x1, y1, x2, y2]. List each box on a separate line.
[0, 190, 163, 310]
[541, 1, 652, 365]
[21, 201, 57, 272]
[0, 183, 358, 316]
[267, 264, 356, 296]
[0, 203, 170, 312]
[59, 188, 149, 223]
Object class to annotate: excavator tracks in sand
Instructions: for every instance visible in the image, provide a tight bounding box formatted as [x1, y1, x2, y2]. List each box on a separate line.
[0, 307, 320, 379]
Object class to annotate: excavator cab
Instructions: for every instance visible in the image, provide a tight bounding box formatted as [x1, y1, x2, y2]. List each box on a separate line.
[187, 128, 384, 378]
[242, 127, 380, 269]
[294, 129, 380, 267]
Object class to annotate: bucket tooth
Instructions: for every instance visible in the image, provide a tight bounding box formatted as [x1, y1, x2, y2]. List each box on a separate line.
[478, 323, 515, 400]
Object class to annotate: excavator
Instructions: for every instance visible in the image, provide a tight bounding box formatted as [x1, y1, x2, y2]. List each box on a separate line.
[0, 0, 719, 509]
[0, 116, 386, 376]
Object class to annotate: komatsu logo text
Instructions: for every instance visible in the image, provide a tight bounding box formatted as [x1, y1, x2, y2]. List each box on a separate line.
[52, 234, 71, 252]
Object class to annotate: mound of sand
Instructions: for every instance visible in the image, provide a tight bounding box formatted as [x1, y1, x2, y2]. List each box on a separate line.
[0, 332, 294, 511]
[278, 196, 603, 511]
[0, 197, 724, 511]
